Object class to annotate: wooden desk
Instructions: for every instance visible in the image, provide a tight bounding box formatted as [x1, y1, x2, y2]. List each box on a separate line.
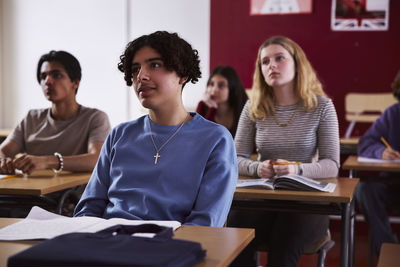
[342, 155, 400, 175]
[0, 218, 255, 267]
[0, 170, 91, 196]
[341, 156, 400, 267]
[340, 138, 359, 146]
[0, 128, 12, 137]
[176, 225, 255, 267]
[340, 137, 359, 155]
[233, 177, 359, 267]
[377, 243, 400, 267]
[0, 170, 91, 214]
[0, 128, 12, 144]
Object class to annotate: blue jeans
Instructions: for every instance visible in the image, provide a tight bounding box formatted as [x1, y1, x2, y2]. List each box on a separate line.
[355, 180, 400, 255]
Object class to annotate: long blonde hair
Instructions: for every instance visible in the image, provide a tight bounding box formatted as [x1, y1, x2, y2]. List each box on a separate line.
[250, 36, 326, 120]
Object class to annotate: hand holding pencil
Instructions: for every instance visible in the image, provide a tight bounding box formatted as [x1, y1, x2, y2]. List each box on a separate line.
[381, 137, 400, 160]
[0, 157, 15, 175]
[270, 159, 299, 177]
[258, 160, 275, 178]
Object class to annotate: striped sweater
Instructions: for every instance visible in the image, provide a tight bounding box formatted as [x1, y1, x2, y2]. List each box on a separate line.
[235, 96, 340, 178]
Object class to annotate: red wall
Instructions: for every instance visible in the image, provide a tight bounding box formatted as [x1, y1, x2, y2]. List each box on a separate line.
[210, 0, 400, 137]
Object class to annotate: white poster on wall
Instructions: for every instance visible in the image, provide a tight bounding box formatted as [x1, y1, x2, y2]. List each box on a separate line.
[331, 0, 390, 31]
[250, 0, 313, 15]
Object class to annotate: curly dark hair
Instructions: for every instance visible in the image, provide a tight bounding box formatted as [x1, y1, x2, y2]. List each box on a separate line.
[37, 50, 82, 94]
[392, 70, 400, 101]
[118, 31, 201, 89]
[208, 65, 248, 137]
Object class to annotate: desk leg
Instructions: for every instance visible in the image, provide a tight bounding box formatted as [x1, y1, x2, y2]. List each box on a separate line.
[349, 199, 355, 267]
[349, 169, 358, 267]
[341, 202, 350, 267]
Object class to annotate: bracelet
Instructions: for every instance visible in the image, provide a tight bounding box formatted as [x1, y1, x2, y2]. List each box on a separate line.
[53, 152, 63, 173]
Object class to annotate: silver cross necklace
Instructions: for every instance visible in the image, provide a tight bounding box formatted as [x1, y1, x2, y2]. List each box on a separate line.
[148, 113, 189, 164]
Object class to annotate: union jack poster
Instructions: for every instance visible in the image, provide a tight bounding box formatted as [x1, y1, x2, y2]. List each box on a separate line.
[331, 0, 389, 31]
[250, 0, 313, 15]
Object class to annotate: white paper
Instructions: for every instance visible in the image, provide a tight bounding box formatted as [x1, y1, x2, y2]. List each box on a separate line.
[0, 206, 181, 241]
[357, 156, 400, 164]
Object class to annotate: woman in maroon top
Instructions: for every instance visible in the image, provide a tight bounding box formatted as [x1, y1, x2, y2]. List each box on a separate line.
[196, 65, 248, 137]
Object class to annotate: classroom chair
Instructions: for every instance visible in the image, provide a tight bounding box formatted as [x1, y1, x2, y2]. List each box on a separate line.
[56, 186, 84, 216]
[257, 229, 335, 267]
[0, 185, 83, 218]
[344, 92, 397, 138]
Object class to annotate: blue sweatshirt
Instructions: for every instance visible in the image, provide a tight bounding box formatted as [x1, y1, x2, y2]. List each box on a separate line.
[74, 113, 238, 227]
[358, 102, 400, 159]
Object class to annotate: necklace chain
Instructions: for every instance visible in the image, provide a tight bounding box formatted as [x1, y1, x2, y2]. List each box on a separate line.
[148, 113, 189, 164]
[273, 105, 298, 127]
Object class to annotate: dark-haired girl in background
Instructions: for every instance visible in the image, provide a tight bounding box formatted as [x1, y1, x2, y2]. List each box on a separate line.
[196, 65, 248, 137]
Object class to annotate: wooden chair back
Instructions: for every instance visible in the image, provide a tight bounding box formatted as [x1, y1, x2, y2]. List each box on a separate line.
[344, 93, 397, 138]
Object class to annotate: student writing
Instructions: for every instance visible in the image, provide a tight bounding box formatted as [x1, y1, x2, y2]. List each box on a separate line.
[356, 69, 400, 256]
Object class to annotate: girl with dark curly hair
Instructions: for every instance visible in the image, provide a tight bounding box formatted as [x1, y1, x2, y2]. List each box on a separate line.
[74, 31, 238, 227]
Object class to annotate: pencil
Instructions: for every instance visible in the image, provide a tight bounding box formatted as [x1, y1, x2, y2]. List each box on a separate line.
[380, 137, 392, 150]
[0, 174, 20, 180]
[270, 162, 301, 165]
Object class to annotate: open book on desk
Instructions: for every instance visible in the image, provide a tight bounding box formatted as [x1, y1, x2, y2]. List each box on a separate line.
[0, 206, 181, 241]
[237, 174, 336, 193]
